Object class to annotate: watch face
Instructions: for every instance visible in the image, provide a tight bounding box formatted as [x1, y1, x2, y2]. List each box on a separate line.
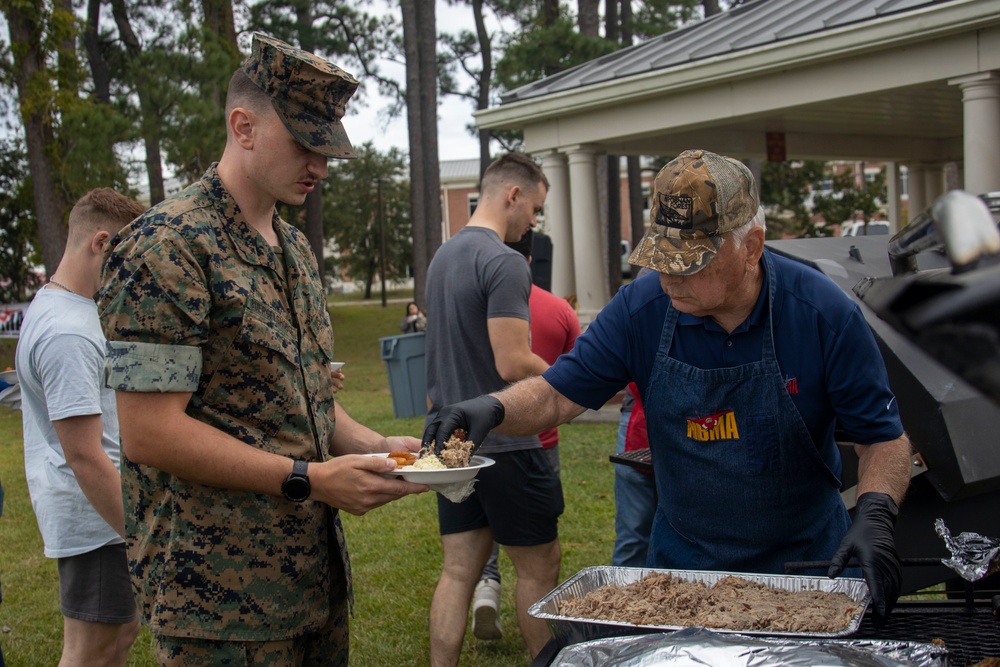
[283, 476, 310, 502]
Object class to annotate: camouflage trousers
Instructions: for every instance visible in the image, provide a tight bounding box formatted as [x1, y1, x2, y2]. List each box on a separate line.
[153, 559, 350, 667]
[153, 593, 349, 667]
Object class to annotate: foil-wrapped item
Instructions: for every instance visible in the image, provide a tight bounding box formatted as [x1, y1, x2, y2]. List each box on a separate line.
[550, 627, 948, 666]
[433, 479, 477, 503]
[935, 518, 1000, 582]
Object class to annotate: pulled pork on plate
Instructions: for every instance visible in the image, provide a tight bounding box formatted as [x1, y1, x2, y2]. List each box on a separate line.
[406, 429, 476, 469]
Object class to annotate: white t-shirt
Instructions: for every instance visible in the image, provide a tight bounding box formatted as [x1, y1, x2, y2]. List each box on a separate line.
[16, 287, 123, 558]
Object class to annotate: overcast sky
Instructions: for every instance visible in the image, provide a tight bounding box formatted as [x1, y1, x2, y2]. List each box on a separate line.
[0, 2, 515, 175]
[343, 1, 516, 163]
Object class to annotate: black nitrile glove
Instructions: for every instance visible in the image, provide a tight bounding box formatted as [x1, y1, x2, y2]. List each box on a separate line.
[828, 492, 901, 627]
[422, 396, 506, 455]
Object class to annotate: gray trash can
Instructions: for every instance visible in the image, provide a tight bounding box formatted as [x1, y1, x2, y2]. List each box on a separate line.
[379, 332, 427, 419]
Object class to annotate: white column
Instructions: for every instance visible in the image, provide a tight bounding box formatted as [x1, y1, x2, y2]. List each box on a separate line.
[441, 185, 452, 240]
[949, 72, 1000, 195]
[885, 161, 901, 232]
[907, 163, 926, 220]
[537, 150, 574, 300]
[566, 145, 610, 324]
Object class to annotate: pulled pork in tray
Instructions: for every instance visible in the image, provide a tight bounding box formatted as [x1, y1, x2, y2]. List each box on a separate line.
[556, 572, 860, 634]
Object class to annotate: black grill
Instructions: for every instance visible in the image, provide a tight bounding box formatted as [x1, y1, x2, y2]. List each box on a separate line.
[853, 598, 1000, 666]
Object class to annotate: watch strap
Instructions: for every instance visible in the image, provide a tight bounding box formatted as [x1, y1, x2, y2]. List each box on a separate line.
[282, 459, 311, 502]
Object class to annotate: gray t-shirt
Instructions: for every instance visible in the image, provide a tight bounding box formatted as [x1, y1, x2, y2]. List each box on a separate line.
[16, 287, 123, 558]
[424, 226, 541, 454]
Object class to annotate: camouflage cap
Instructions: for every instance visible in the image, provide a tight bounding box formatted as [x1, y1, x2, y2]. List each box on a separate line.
[629, 149, 758, 275]
[243, 33, 358, 159]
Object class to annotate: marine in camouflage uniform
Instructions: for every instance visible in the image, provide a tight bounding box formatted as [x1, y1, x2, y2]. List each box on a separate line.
[99, 34, 426, 665]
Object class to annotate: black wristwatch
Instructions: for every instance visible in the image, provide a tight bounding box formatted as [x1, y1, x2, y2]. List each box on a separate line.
[282, 459, 311, 502]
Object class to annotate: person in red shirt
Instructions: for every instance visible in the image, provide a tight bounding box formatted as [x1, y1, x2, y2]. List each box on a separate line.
[472, 230, 581, 641]
[613, 380, 657, 567]
[528, 280, 581, 463]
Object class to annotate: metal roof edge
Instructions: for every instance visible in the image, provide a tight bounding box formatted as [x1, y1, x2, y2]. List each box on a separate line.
[497, 3, 743, 104]
[475, 0, 998, 131]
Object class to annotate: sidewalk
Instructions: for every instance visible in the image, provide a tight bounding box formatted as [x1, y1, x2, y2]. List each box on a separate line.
[329, 296, 412, 308]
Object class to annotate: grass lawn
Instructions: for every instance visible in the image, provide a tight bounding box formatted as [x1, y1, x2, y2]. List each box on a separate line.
[0, 301, 619, 665]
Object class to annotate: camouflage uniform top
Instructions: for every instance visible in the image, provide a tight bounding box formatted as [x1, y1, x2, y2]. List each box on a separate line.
[99, 164, 350, 641]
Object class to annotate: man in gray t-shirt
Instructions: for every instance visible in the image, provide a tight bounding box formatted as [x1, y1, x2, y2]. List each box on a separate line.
[423, 153, 563, 664]
[17, 188, 145, 665]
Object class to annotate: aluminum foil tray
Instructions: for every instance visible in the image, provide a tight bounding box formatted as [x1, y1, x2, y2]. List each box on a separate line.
[529, 566, 871, 644]
[548, 627, 947, 667]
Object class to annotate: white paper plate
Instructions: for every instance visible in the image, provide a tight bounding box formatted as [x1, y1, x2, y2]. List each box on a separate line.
[365, 453, 495, 483]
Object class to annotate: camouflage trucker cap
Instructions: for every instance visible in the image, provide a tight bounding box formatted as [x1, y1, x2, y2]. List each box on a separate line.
[243, 33, 358, 159]
[629, 149, 758, 275]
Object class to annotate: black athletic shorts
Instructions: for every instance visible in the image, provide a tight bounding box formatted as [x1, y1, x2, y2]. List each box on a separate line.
[437, 447, 564, 546]
[57, 542, 136, 624]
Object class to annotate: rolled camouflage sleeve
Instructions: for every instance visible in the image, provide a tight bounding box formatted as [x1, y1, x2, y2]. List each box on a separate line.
[105, 341, 201, 392]
[100, 220, 213, 394]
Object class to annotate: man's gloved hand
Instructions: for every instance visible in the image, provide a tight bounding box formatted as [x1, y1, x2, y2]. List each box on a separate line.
[422, 396, 505, 455]
[828, 492, 901, 627]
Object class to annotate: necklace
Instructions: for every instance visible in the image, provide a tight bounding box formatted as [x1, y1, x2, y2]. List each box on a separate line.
[47, 278, 74, 293]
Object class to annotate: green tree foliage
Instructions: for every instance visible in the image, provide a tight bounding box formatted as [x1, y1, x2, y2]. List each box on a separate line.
[495, 8, 616, 91]
[0, 0, 134, 276]
[812, 167, 887, 234]
[493, 0, 702, 93]
[0, 139, 41, 303]
[159, 4, 242, 183]
[55, 3, 132, 198]
[247, 1, 405, 282]
[759, 161, 887, 239]
[322, 142, 412, 299]
[630, 0, 699, 40]
[248, 0, 402, 105]
[439, 0, 523, 156]
[0, 0, 423, 295]
[58, 100, 134, 195]
[759, 159, 827, 238]
[439, 0, 508, 175]
[107, 1, 200, 196]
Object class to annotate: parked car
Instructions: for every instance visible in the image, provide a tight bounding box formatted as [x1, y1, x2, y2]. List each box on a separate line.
[841, 220, 890, 236]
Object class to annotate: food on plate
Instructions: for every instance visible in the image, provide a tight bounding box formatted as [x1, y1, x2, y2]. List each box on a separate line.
[412, 456, 447, 470]
[389, 429, 477, 471]
[556, 572, 861, 633]
[387, 451, 418, 468]
[438, 429, 475, 468]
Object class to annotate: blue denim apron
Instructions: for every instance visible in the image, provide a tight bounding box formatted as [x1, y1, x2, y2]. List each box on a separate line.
[644, 252, 850, 574]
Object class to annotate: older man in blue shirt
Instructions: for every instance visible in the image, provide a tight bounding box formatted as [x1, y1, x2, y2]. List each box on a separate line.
[424, 149, 913, 627]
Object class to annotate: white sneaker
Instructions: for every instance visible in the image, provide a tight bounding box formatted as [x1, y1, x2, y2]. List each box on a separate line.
[472, 578, 502, 640]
